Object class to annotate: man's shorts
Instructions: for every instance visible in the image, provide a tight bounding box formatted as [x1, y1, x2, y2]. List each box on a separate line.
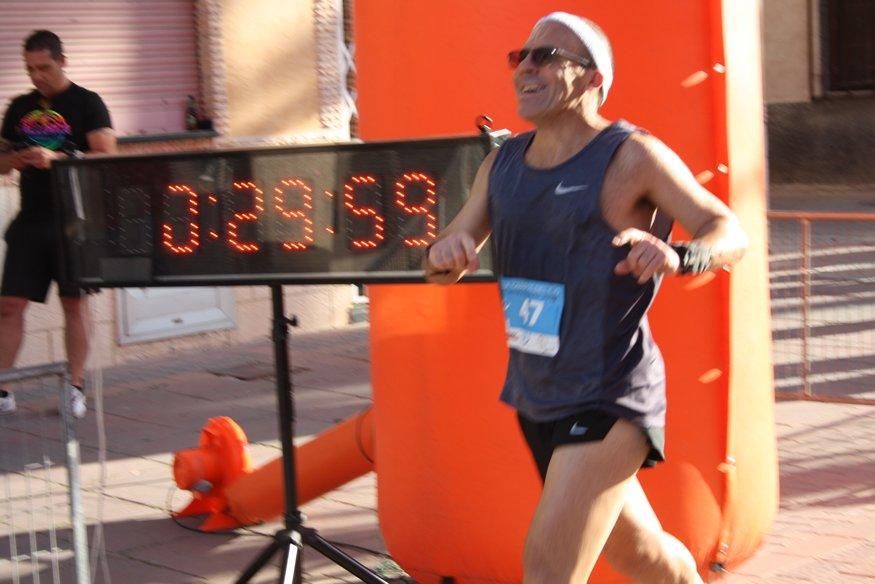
[517, 409, 666, 482]
[2, 219, 90, 302]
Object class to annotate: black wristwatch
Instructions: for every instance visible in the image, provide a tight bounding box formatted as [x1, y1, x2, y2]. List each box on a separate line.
[670, 242, 713, 275]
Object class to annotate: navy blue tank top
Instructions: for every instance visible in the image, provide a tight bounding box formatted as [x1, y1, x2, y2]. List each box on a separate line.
[488, 121, 667, 429]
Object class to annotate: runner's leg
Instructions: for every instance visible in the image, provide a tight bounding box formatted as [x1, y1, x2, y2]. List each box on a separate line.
[523, 417, 649, 583]
[603, 477, 703, 583]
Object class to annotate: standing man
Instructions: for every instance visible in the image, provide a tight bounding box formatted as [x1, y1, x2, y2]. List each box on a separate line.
[0, 30, 116, 417]
[425, 12, 748, 584]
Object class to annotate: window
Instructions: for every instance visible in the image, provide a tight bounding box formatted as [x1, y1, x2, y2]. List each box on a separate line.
[827, 0, 875, 91]
[0, 1, 200, 134]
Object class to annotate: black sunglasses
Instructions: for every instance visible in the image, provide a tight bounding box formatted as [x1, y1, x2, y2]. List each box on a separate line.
[507, 46, 594, 70]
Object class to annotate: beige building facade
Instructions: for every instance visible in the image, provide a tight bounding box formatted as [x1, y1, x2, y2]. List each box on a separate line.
[761, 0, 874, 184]
[762, 0, 816, 103]
[0, 0, 358, 372]
[763, 0, 873, 103]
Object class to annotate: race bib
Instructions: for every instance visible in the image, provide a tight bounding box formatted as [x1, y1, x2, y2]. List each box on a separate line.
[500, 277, 564, 357]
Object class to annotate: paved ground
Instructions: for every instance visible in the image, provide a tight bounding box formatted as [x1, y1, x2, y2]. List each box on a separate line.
[1, 323, 873, 583]
[723, 400, 875, 583]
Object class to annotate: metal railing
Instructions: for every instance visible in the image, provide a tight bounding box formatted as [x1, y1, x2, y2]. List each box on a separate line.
[768, 211, 875, 404]
[0, 363, 90, 584]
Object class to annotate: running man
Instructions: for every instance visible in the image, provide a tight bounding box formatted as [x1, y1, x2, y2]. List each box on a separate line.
[425, 12, 747, 583]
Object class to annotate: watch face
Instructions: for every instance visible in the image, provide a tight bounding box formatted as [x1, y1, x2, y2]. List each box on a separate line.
[52, 136, 492, 286]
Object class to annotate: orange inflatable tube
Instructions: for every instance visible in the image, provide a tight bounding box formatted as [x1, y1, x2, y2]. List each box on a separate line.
[226, 408, 375, 526]
[173, 409, 375, 531]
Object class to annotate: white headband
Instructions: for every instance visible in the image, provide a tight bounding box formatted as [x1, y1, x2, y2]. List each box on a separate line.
[535, 12, 613, 105]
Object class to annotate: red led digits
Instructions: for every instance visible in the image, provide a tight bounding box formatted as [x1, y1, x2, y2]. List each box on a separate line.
[206, 195, 221, 240]
[324, 191, 336, 235]
[344, 175, 385, 250]
[274, 179, 314, 251]
[162, 184, 200, 255]
[394, 172, 437, 247]
[154, 170, 439, 257]
[228, 181, 264, 253]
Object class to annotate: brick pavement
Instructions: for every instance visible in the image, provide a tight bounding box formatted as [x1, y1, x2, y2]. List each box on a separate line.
[723, 400, 875, 583]
[1, 323, 874, 582]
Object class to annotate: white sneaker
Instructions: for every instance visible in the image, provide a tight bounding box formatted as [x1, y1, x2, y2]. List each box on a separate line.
[68, 386, 86, 419]
[0, 392, 16, 414]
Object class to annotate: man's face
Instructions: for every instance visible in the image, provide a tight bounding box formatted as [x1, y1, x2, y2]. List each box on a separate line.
[512, 23, 597, 123]
[24, 49, 67, 98]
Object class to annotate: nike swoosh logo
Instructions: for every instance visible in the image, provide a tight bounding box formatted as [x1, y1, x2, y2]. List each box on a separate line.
[569, 422, 589, 436]
[554, 182, 589, 195]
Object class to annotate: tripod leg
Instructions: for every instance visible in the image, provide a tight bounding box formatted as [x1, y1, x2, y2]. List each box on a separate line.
[278, 531, 304, 584]
[235, 539, 281, 584]
[304, 530, 390, 584]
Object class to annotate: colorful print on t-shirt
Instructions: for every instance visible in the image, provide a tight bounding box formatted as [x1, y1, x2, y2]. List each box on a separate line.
[18, 108, 72, 150]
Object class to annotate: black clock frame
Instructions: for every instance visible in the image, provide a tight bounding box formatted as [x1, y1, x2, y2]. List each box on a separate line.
[52, 133, 495, 288]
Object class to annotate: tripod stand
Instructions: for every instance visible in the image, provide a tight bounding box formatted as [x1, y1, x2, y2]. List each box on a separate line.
[236, 285, 389, 584]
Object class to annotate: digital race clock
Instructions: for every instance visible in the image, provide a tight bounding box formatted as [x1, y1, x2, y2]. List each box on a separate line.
[52, 135, 492, 287]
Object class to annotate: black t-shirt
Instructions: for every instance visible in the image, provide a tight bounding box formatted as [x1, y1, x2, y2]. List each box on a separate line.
[1, 82, 112, 222]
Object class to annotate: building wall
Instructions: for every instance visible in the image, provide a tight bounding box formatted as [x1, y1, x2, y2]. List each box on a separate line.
[762, 0, 812, 103]
[222, 0, 324, 137]
[761, 0, 875, 184]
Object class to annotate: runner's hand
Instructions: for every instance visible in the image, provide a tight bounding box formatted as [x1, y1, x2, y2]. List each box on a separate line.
[612, 228, 680, 284]
[425, 233, 480, 284]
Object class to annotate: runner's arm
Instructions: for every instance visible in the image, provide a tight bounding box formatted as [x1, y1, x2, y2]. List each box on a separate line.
[613, 135, 747, 280]
[424, 148, 497, 284]
[644, 136, 746, 267]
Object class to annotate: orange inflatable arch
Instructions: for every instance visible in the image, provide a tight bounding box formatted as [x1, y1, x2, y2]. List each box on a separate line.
[358, 1, 777, 582]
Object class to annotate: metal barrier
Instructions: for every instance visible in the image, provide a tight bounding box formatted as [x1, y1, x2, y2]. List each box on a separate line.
[769, 211, 875, 404]
[0, 363, 90, 584]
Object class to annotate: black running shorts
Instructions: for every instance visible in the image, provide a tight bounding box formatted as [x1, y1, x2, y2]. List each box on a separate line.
[517, 409, 666, 481]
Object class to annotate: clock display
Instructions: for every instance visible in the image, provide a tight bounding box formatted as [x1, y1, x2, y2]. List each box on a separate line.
[52, 135, 491, 286]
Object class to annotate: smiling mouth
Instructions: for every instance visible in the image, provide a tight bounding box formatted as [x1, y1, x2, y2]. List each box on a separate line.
[518, 84, 544, 96]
